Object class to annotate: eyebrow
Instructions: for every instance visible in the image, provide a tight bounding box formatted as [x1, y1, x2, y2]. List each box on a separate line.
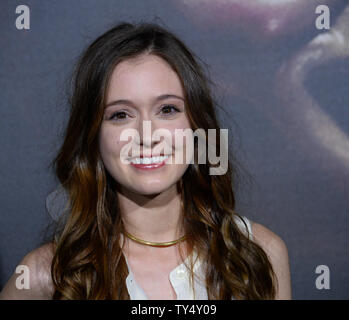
[105, 94, 185, 108]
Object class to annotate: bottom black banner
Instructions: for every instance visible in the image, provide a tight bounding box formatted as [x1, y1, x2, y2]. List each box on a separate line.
[0, 300, 346, 318]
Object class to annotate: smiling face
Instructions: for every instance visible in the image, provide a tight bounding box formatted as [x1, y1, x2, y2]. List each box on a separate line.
[98, 54, 192, 196]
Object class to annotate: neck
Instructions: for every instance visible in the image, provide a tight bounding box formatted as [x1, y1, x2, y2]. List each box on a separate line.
[117, 184, 184, 245]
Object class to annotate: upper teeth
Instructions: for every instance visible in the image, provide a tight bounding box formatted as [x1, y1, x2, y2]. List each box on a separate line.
[131, 155, 169, 165]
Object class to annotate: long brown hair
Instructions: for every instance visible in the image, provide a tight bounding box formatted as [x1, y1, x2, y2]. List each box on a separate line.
[49, 21, 277, 299]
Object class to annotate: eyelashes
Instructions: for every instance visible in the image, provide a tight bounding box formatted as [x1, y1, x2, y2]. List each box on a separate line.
[109, 104, 181, 122]
[109, 110, 129, 121]
[159, 104, 180, 116]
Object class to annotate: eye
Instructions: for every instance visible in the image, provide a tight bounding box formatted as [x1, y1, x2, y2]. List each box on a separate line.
[160, 104, 180, 116]
[109, 111, 129, 121]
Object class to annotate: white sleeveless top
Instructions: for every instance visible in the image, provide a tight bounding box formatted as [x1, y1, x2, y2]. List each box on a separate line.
[124, 215, 253, 300]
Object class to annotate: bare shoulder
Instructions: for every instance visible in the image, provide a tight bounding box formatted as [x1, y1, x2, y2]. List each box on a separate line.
[251, 221, 292, 300]
[0, 242, 54, 300]
[251, 222, 286, 251]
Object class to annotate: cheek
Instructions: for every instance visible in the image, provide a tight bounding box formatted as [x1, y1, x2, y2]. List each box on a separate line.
[166, 120, 194, 164]
[167, 117, 192, 141]
[99, 127, 125, 161]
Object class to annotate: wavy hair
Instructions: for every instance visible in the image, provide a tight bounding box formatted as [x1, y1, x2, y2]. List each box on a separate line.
[49, 21, 277, 299]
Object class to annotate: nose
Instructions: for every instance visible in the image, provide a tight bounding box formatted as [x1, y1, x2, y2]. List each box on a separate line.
[137, 119, 161, 151]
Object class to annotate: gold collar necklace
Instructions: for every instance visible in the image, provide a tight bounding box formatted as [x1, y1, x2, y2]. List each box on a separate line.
[124, 231, 186, 247]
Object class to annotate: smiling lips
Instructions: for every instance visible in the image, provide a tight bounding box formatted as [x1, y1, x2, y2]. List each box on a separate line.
[129, 155, 170, 170]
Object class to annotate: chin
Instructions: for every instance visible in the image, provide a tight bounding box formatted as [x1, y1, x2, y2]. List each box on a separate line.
[112, 165, 188, 197]
[131, 180, 176, 196]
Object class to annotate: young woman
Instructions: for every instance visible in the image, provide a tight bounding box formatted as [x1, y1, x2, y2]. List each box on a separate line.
[0, 22, 291, 300]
